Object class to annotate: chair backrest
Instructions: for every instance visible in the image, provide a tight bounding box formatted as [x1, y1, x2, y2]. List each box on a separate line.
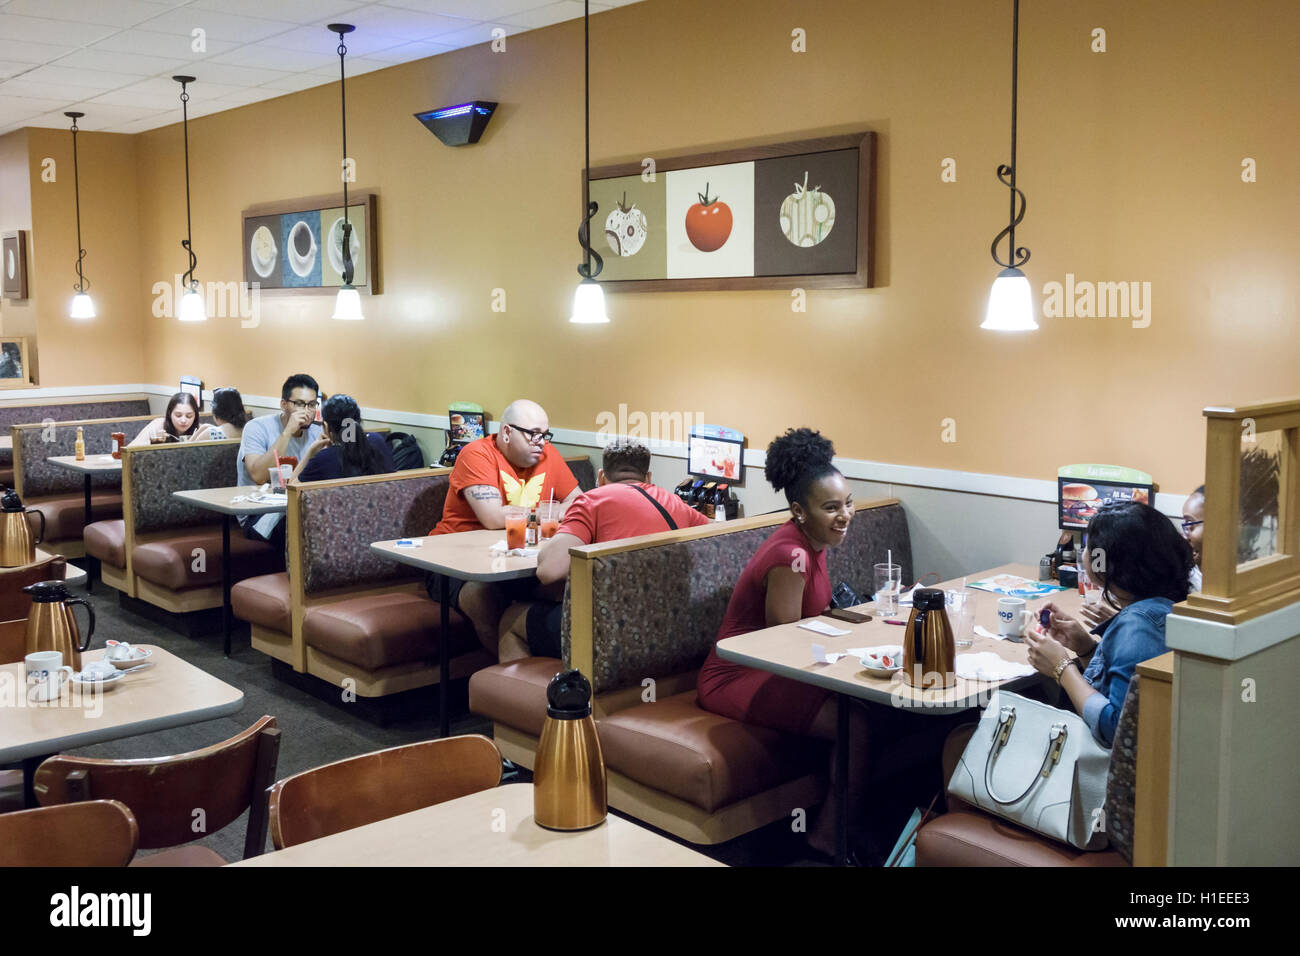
[0, 552, 66, 664]
[122, 440, 240, 534]
[11, 414, 209, 499]
[1102, 674, 1141, 864]
[0, 799, 139, 867]
[267, 734, 502, 849]
[34, 715, 281, 859]
[567, 455, 596, 492]
[0, 397, 150, 429]
[291, 468, 454, 595]
[563, 498, 909, 696]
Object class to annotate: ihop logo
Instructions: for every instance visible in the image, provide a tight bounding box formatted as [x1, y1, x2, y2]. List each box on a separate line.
[998, 608, 1014, 622]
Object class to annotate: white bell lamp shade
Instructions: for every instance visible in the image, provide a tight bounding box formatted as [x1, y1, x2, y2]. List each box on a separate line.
[981, 267, 1037, 331]
[69, 292, 96, 319]
[332, 286, 364, 321]
[178, 286, 207, 322]
[569, 278, 609, 324]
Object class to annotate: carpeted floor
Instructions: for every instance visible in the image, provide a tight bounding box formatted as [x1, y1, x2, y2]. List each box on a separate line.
[55, 585, 835, 866]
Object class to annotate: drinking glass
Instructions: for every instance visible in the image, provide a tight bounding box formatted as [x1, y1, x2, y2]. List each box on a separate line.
[947, 590, 975, 647]
[874, 562, 902, 617]
[537, 501, 561, 541]
[504, 506, 527, 551]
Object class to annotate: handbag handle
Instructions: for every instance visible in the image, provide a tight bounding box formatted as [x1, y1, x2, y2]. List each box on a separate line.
[983, 705, 1070, 806]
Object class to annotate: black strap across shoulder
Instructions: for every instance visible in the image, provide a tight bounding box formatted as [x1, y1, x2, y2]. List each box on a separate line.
[629, 483, 677, 530]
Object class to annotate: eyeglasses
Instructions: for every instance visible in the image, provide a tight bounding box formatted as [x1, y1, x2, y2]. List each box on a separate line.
[1181, 519, 1204, 533]
[505, 423, 553, 445]
[286, 399, 319, 411]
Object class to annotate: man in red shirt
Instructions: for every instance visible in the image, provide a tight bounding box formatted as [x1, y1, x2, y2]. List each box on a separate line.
[499, 440, 710, 660]
[428, 399, 581, 657]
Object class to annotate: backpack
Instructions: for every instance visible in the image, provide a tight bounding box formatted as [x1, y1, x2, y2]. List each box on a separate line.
[386, 432, 425, 471]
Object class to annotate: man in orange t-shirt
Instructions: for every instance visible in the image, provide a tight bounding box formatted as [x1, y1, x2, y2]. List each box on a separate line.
[428, 399, 581, 656]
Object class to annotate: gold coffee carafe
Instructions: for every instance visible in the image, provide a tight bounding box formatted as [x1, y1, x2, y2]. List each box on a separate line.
[24, 580, 95, 671]
[0, 488, 44, 568]
[902, 587, 956, 690]
[533, 670, 607, 831]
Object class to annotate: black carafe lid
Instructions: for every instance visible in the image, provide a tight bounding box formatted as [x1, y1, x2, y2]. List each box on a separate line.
[23, 580, 72, 603]
[2, 488, 23, 512]
[546, 669, 593, 720]
[914, 587, 946, 611]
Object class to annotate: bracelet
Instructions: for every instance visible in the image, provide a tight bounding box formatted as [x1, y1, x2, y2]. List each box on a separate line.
[1054, 657, 1080, 682]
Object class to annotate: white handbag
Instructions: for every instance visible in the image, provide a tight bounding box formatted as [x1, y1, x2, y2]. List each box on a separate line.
[948, 689, 1111, 851]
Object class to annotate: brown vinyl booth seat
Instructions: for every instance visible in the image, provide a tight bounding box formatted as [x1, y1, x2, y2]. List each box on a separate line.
[469, 498, 913, 845]
[0, 396, 150, 488]
[231, 456, 596, 699]
[915, 673, 1150, 867]
[82, 439, 278, 613]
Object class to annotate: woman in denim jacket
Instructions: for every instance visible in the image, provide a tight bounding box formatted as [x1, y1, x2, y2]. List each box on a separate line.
[1026, 501, 1195, 747]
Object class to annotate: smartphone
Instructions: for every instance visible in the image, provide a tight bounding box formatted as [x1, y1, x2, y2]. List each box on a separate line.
[823, 608, 872, 624]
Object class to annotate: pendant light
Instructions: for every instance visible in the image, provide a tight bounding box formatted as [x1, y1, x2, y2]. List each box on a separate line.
[173, 75, 206, 322]
[329, 23, 363, 321]
[569, 0, 608, 324]
[981, 0, 1037, 332]
[65, 111, 95, 320]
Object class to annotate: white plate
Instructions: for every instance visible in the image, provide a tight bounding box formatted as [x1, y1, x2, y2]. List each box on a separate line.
[108, 647, 152, 669]
[860, 644, 904, 677]
[70, 670, 125, 691]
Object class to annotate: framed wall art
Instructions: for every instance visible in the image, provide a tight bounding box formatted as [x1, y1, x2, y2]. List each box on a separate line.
[0, 337, 32, 388]
[584, 131, 875, 292]
[241, 193, 378, 295]
[2, 231, 28, 300]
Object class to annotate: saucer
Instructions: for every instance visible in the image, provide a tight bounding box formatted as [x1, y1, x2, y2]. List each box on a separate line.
[70, 669, 125, 691]
[109, 646, 152, 669]
[860, 644, 904, 678]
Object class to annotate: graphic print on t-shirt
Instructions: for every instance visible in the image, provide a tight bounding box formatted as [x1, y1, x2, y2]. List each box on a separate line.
[502, 470, 546, 507]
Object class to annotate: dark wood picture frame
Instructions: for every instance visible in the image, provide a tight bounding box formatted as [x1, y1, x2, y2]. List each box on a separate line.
[241, 192, 379, 296]
[2, 231, 28, 300]
[0, 336, 33, 388]
[584, 131, 875, 292]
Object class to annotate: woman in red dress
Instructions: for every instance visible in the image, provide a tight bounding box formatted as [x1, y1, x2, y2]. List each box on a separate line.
[696, 427, 868, 857]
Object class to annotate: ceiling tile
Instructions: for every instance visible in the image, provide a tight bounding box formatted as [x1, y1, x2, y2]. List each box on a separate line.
[108, 113, 176, 134]
[0, 39, 78, 65]
[189, 0, 367, 22]
[256, 72, 332, 94]
[19, 63, 146, 89]
[172, 62, 294, 87]
[208, 44, 337, 72]
[1, 0, 174, 29]
[384, 0, 552, 18]
[43, 48, 192, 75]
[500, 2, 612, 30]
[135, 7, 300, 44]
[0, 95, 72, 123]
[361, 39, 456, 63]
[90, 29, 239, 60]
[25, 102, 152, 130]
[263, 24, 408, 57]
[333, 7, 476, 41]
[424, 22, 523, 49]
[0, 78, 110, 101]
[0, 60, 33, 81]
[0, 13, 119, 47]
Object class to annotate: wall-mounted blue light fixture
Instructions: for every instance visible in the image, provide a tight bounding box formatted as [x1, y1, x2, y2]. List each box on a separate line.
[413, 101, 497, 146]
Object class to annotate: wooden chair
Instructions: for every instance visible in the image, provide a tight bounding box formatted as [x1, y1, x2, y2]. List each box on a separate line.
[268, 734, 502, 849]
[0, 552, 67, 664]
[0, 799, 138, 866]
[34, 716, 280, 866]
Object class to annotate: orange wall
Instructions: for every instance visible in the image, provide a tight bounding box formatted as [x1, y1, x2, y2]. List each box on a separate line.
[21, 0, 1300, 491]
[0, 129, 37, 351]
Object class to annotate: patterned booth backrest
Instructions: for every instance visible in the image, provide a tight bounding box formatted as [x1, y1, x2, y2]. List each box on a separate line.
[1103, 674, 1141, 864]
[13, 416, 153, 498]
[564, 500, 912, 697]
[826, 502, 914, 601]
[296, 471, 452, 595]
[126, 441, 240, 534]
[0, 398, 150, 429]
[568, 456, 596, 493]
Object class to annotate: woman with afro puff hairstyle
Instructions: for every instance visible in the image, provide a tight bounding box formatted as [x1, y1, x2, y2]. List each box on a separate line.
[697, 427, 872, 858]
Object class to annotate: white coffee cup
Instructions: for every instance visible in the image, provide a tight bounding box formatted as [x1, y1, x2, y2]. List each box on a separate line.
[997, 597, 1027, 640]
[26, 650, 73, 702]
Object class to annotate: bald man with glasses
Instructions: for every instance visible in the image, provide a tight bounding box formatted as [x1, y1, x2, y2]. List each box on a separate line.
[427, 399, 581, 656]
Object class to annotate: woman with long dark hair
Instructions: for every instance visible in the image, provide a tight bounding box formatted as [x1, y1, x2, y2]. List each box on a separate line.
[205, 386, 252, 443]
[1029, 500, 1194, 746]
[127, 392, 202, 446]
[291, 393, 394, 482]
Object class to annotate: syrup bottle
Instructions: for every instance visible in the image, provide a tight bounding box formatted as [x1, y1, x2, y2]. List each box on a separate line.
[74, 427, 86, 462]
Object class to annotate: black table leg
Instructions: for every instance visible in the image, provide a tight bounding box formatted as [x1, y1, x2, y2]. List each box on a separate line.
[82, 474, 94, 593]
[439, 575, 451, 739]
[836, 694, 850, 866]
[222, 515, 233, 657]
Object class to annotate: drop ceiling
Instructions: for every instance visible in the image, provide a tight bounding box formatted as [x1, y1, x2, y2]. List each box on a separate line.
[0, 0, 640, 136]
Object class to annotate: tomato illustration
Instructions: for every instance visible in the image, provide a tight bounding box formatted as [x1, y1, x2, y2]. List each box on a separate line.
[684, 182, 733, 252]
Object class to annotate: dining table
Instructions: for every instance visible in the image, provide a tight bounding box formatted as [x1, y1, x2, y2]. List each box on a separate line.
[370, 528, 539, 738]
[716, 561, 1087, 865]
[171, 486, 288, 656]
[230, 783, 723, 867]
[1, 644, 244, 807]
[46, 453, 122, 592]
